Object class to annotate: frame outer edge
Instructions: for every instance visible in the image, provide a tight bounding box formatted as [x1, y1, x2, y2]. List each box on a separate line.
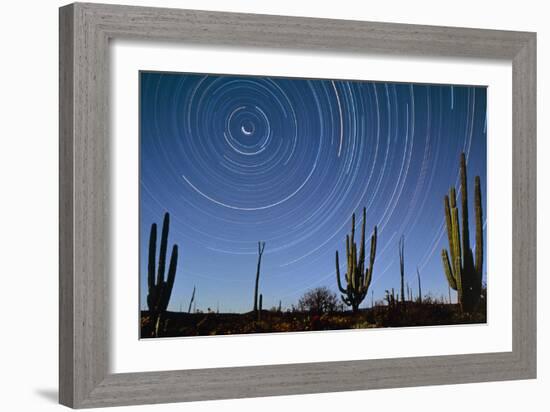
[512, 33, 537, 377]
[60, 3, 111, 407]
[77, 2, 530, 59]
[59, 3, 75, 408]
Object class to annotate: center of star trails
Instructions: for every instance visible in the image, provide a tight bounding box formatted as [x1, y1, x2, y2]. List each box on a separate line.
[241, 121, 255, 136]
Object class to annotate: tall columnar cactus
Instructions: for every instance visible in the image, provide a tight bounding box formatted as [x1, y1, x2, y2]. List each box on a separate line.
[147, 212, 179, 337]
[187, 285, 196, 314]
[399, 236, 405, 304]
[336, 207, 377, 313]
[441, 153, 483, 313]
[253, 241, 266, 312]
[258, 294, 263, 321]
[385, 288, 396, 308]
[416, 267, 422, 304]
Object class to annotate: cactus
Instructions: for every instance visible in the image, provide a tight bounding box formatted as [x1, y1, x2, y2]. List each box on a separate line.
[399, 236, 405, 304]
[385, 289, 396, 307]
[258, 294, 263, 321]
[187, 285, 196, 314]
[336, 208, 377, 313]
[441, 153, 483, 312]
[416, 267, 422, 304]
[147, 212, 179, 337]
[253, 242, 266, 312]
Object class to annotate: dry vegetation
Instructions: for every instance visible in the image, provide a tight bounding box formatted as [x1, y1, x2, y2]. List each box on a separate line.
[141, 297, 486, 338]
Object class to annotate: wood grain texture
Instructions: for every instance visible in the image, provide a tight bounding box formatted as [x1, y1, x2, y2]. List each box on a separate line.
[512, 35, 537, 374]
[59, 4, 74, 406]
[59, 2, 537, 408]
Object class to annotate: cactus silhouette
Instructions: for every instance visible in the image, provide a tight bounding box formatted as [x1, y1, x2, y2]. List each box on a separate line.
[441, 153, 483, 312]
[416, 267, 422, 304]
[147, 212, 179, 337]
[385, 288, 396, 307]
[253, 242, 266, 312]
[336, 207, 377, 313]
[187, 285, 196, 314]
[257, 294, 263, 321]
[399, 236, 405, 304]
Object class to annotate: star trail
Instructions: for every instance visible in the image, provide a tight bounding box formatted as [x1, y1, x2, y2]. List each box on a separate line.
[139, 71, 487, 313]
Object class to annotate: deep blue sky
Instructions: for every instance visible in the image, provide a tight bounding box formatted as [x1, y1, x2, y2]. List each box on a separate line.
[139, 71, 487, 313]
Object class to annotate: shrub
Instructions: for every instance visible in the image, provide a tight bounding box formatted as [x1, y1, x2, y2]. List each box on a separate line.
[298, 287, 339, 314]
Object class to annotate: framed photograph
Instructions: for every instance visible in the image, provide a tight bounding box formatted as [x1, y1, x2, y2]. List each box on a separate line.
[59, 2, 536, 408]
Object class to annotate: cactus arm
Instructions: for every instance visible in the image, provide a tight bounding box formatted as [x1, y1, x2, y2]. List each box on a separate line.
[147, 223, 157, 293]
[449, 186, 457, 208]
[161, 244, 178, 311]
[345, 235, 350, 265]
[359, 208, 366, 274]
[441, 249, 457, 290]
[451, 206, 463, 298]
[350, 212, 356, 249]
[365, 269, 372, 292]
[450, 207, 462, 281]
[147, 223, 157, 311]
[444, 195, 453, 250]
[352, 243, 358, 289]
[474, 176, 483, 278]
[335, 251, 347, 294]
[443, 194, 459, 280]
[363, 227, 376, 294]
[345, 235, 351, 284]
[364, 230, 374, 291]
[348, 214, 356, 292]
[444, 195, 454, 264]
[369, 226, 377, 271]
[166, 244, 178, 290]
[157, 213, 170, 285]
[460, 153, 471, 257]
[454, 254, 463, 303]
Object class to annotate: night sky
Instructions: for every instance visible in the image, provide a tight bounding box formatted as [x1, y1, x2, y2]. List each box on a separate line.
[139, 71, 487, 313]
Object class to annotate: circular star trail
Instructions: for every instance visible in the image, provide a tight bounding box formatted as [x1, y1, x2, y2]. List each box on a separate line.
[140, 72, 487, 313]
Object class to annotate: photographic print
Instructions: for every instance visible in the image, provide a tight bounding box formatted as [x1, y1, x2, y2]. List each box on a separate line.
[139, 71, 487, 338]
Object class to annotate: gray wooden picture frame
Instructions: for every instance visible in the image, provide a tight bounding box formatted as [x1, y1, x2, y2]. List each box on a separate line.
[59, 2, 536, 408]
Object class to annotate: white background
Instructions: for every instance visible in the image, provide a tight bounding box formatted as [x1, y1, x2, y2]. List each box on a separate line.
[0, 0, 546, 411]
[111, 42, 512, 373]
